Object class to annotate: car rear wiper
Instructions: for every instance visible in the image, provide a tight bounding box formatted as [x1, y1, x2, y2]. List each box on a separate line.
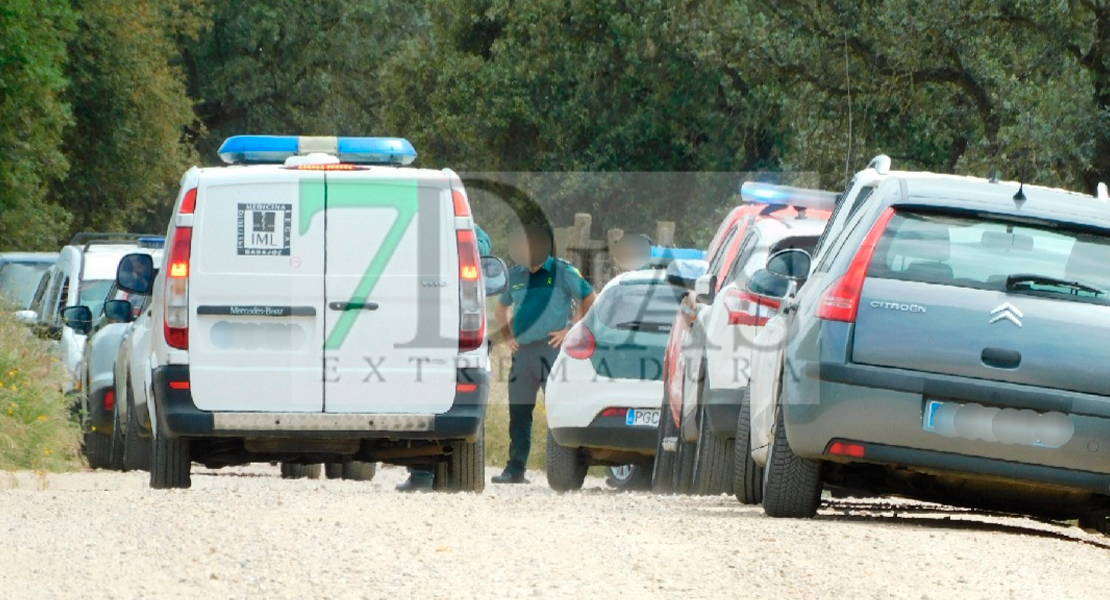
[614, 321, 670, 332]
[1005, 273, 1106, 296]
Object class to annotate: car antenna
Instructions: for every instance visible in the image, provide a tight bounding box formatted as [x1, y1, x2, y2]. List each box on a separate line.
[989, 168, 1001, 184]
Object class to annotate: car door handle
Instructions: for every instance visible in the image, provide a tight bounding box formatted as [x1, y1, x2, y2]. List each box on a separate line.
[981, 347, 1021, 370]
[328, 301, 379, 312]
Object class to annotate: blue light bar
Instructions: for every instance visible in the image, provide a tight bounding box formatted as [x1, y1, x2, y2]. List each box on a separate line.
[651, 246, 706, 260]
[740, 182, 838, 211]
[217, 136, 417, 166]
[137, 236, 165, 249]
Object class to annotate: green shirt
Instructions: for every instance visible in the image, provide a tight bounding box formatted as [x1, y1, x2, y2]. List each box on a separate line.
[499, 256, 593, 345]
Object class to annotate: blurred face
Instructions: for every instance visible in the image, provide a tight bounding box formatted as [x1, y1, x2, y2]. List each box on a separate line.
[509, 231, 534, 267]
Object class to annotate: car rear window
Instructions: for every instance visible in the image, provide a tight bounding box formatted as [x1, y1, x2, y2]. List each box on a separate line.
[0, 262, 51, 307]
[869, 210, 1110, 305]
[596, 283, 684, 330]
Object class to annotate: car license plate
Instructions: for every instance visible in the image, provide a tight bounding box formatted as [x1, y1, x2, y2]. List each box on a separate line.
[922, 399, 1074, 448]
[626, 409, 660, 427]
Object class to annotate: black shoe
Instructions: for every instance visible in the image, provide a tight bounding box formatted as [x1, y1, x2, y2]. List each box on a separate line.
[395, 477, 433, 493]
[491, 471, 529, 484]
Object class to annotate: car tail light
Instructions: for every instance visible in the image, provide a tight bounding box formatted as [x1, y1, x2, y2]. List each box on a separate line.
[817, 208, 896, 323]
[600, 408, 625, 418]
[164, 192, 195, 350]
[722, 288, 781, 326]
[563, 323, 596, 360]
[455, 186, 484, 352]
[104, 390, 115, 411]
[828, 441, 866, 458]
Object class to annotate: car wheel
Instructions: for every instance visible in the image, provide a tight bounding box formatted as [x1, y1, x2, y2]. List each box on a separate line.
[1079, 512, 1110, 536]
[761, 405, 822, 518]
[674, 434, 697, 494]
[84, 431, 112, 470]
[651, 392, 678, 494]
[150, 425, 191, 490]
[692, 410, 733, 496]
[280, 463, 322, 479]
[434, 430, 485, 493]
[107, 403, 125, 471]
[324, 463, 344, 479]
[545, 431, 587, 492]
[606, 465, 652, 491]
[122, 388, 151, 473]
[733, 387, 763, 505]
[342, 461, 377, 481]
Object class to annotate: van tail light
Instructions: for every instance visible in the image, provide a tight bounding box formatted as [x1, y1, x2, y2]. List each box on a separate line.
[817, 208, 896, 323]
[563, 323, 596, 360]
[164, 193, 195, 350]
[722, 289, 781, 326]
[457, 228, 485, 352]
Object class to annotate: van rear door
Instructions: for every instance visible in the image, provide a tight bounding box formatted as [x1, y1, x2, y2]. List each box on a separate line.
[321, 172, 459, 414]
[188, 170, 327, 412]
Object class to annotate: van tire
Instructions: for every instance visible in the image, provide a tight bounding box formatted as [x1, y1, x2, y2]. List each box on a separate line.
[545, 431, 587, 492]
[692, 406, 733, 496]
[280, 463, 321, 480]
[651, 393, 678, 494]
[434, 432, 485, 493]
[732, 388, 763, 505]
[84, 431, 112, 470]
[342, 461, 377, 481]
[762, 406, 822, 518]
[150, 427, 191, 489]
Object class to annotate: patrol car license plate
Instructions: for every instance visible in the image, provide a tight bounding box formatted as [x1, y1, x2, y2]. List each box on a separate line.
[626, 409, 660, 427]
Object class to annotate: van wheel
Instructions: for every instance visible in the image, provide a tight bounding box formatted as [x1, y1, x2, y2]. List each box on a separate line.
[84, 431, 112, 470]
[280, 463, 321, 479]
[324, 463, 344, 479]
[342, 461, 377, 481]
[108, 407, 126, 471]
[150, 427, 191, 489]
[545, 431, 587, 492]
[692, 406, 734, 496]
[762, 406, 822, 518]
[435, 431, 485, 493]
[606, 465, 652, 491]
[651, 392, 678, 494]
[733, 388, 763, 505]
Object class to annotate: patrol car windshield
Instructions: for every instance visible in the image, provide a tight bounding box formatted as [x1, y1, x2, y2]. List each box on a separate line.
[0, 262, 52, 308]
[597, 283, 684, 331]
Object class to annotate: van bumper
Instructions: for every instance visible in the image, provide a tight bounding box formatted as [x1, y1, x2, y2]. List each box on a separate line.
[151, 366, 488, 441]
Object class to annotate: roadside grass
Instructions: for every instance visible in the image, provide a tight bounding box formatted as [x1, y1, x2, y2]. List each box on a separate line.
[0, 308, 83, 472]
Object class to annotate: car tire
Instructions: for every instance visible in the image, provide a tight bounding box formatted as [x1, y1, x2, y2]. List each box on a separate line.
[762, 405, 822, 518]
[342, 461, 377, 481]
[651, 392, 678, 494]
[692, 405, 734, 496]
[84, 431, 112, 470]
[606, 465, 652, 491]
[1079, 512, 1110, 536]
[324, 463, 344, 479]
[150, 426, 191, 490]
[674, 434, 697, 494]
[108, 404, 125, 472]
[434, 431, 485, 493]
[545, 431, 587, 492]
[732, 388, 763, 505]
[280, 463, 322, 479]
[122, 392, 151, 473]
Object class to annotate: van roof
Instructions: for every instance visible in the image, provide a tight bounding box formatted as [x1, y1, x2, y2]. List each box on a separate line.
[195, 163, 455, 185]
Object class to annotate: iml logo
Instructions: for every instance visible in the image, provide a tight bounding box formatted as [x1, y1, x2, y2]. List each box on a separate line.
[990, 302, 1023, 328]
[252, 211, 276, 245]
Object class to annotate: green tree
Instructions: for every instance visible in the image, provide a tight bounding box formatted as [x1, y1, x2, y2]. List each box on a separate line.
[0, 0, 75, 250]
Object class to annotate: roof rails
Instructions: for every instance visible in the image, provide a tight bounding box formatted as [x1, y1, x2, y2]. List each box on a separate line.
[867, 154, 892, 175]
[69, 233, 165, 251]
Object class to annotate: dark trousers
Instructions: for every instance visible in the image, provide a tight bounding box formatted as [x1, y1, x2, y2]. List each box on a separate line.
[506, 340, 560, 475]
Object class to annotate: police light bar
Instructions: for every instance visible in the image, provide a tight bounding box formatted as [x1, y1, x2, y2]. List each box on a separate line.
[740, 182, 838, 211]
[137, 236, 165, 249]
[651, 246, 706, 260]
[217, 135, 417, 166]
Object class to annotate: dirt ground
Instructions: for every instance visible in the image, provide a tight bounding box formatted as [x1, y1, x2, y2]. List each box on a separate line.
[0, 465, 1107, 600]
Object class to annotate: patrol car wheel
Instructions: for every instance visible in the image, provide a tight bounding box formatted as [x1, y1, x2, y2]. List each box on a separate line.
[651, 392, 678, 494]
[434, 431, 485, 493]
[606, 465, 652, 491]
[732, 388, 763, 505]
[341, 461, 377, 481]
[84, 431, 112, 470]
[761, 405, 822, 518]
[280, 463, 321, 480]
[691, 404, 733, 496]
[545, 431, 587, 492]
[150, 427, 191, 490]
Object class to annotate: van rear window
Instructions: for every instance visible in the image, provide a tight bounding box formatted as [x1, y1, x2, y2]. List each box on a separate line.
[869, 210, 1110, 305]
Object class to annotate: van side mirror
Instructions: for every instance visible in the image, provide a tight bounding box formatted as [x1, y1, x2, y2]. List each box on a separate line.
[116, 253, 154, 295]
[664, 259, 708, 290]
[103, 299, 135, 324]
[694, 273, 717, 304]
[61, 305, 93, 336]
[480, 256, 509, 297]
[765, 249, 812, 281]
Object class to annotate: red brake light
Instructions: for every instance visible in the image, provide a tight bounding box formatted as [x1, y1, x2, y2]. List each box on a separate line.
[563, 323, 596, 360]
[180, 188, 197, 215]
[168, 381, 190, 391]
[164, 224, 192, 350]
[456, 382, 478, 394]
[723, 289, 781, 326]
[452, 189, 472, 217]
[457, 228, 485, 352]
[828, 441, 866, 458]
[103, 390, 115, 411]
[817, 208, 896, 323]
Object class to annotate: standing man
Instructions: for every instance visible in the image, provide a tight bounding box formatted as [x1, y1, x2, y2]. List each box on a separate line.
[493, 223, 596, 484]
[396, 224, 494, 493]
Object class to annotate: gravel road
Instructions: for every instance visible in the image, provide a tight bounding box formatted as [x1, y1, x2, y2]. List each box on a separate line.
[0, 465, 1107, 600]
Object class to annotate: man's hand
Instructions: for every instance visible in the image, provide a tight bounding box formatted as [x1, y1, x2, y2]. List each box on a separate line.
[679, 291, 700, 325]
[506, 335, 520, 353]
[547, 327, 570, 348]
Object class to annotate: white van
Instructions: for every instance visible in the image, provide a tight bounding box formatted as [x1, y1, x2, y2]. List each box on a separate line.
[115, 136, 506, 490]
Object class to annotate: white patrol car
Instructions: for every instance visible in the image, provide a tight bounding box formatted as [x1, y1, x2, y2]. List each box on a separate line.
[113, 135, 507, 490]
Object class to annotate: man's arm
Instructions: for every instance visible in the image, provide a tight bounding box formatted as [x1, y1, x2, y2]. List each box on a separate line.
[574, 291, 597, 323]
[496, 301, 518, 352]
